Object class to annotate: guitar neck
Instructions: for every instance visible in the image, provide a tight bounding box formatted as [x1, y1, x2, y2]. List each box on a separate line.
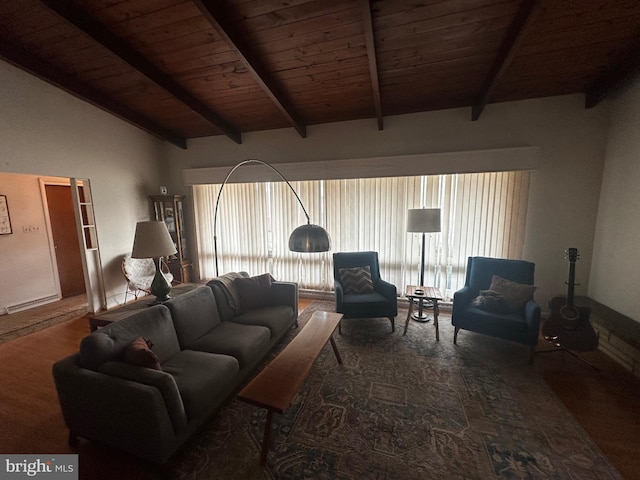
[566, 261, 576, 307]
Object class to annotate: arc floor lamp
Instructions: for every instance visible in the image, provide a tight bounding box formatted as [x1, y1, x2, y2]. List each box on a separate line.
[407, 208, 441, 321]
[213, 159, 331, 276]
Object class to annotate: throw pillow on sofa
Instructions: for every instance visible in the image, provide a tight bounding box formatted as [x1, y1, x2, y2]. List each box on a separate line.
[234, 273, 275, 312]
[123, 337, 161, 370]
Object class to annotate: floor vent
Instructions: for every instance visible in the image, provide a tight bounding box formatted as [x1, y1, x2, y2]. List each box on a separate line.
[6, 295, 60, 314]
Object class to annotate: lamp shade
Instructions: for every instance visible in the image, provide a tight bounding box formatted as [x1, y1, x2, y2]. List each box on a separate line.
[407, 208, 441, 233]
[288, 223, 331, 252]
[131, 221, 177, 259]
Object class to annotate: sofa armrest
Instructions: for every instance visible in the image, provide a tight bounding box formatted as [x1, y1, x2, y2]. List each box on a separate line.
[52, 354, 180, 463]
[375, 279, 397, 301]
[523, 299, 541, 345]
[453, 286, 475, 309]
[452, 286, 475, 326]
[334, 281, 344, 307]
[270, 281, 299, 319]
[99, 361, 188, 433]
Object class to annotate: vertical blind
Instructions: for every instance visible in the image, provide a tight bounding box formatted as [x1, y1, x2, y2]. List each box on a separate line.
[193, 170, 530, 299]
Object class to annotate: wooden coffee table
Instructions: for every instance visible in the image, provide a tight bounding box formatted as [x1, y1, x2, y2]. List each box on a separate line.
[237, 310, 343, 465]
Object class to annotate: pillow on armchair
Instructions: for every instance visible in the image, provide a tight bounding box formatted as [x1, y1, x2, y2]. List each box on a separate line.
[471, 289, 509, 313]
[488, 275, 536, 312]
[339, 266, 374, 294]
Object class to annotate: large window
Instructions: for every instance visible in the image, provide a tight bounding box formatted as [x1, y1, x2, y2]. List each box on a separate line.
[193, 171, 530, 299]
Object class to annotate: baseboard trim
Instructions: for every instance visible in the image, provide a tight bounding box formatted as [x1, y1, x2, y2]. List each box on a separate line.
[5, 294, 60, 314]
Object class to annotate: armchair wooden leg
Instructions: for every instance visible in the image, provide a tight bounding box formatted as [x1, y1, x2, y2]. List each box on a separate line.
[453, 327, 459, 344]
[389, 317, 395, 333]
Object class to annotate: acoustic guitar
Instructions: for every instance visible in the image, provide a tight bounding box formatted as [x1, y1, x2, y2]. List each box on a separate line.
[542, 248, 598, 352]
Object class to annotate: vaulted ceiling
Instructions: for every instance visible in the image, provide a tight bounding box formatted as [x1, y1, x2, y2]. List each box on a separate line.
[1, 0, 639, 149]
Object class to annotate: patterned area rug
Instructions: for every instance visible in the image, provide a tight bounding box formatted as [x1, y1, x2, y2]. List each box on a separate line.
[169, 301, 622, 480]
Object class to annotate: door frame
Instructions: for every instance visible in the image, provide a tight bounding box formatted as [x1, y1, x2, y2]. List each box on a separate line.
[40, 178, 68, 299]
[40, 177, 105, 312]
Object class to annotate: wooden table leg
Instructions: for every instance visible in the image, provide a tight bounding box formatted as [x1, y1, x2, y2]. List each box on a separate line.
[433, 300, 440, 341]
[329, 336, 343, 364]
[403, 298, 414, 336]
[260, 410, 274, 466]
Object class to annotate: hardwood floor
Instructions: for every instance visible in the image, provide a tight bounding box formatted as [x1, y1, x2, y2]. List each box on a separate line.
[0, 299, 638, 479]
[533, 337, 640, 480]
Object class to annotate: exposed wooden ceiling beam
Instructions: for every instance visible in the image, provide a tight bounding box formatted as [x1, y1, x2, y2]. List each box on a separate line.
[38, 0, 242, 145]
[0, 37, 187, 150]
[360, 0, 383, 130]
[471, 0, 540, 121]
[193, 0, 307, 139]
[585, 40, 640, 108]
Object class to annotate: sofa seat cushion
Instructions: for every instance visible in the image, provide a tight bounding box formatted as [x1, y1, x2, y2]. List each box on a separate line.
[190, 322, 271, 369]
[161, 350, 239, 421]
[230, 305, 295, 339]
[342, 291, 389, 306]
[463, 307, 529, 332]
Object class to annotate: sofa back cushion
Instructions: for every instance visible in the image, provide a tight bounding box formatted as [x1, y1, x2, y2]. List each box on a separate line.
[164, 286, 222, 349]
[79, 304, 179, 370]
[234, 273, 274, 312]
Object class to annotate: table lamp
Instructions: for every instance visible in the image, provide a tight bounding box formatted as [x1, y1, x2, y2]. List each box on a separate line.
[131, 221, 177, 302]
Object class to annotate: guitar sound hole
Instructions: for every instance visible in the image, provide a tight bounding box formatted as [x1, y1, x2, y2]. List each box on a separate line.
[560, 306, 580, 320]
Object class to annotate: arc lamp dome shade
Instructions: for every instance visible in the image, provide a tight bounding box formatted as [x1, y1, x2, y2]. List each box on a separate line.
[289, 223, 331, 252]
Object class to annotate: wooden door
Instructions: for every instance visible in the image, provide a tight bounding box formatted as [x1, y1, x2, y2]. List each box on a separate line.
[45, 185, 86, 297]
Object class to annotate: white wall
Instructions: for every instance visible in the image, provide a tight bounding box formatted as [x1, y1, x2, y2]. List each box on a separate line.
[1, 56, 620, 318]
[590, 77, 640, 322]
[0, 173, 59, 309]
[0, 60, 166, 311]
[166, 95, 609, 312]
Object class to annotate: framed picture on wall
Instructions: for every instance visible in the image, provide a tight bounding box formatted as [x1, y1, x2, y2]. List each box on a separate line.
[0, 195, 12, 235]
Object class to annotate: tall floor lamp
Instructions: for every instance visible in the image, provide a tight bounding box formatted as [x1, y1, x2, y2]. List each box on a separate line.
[407, 208, 441, 321]
[213, 159, 331, 276]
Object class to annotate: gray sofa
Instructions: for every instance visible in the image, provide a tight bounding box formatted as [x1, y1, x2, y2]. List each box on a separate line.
[52, 273, 298, 464]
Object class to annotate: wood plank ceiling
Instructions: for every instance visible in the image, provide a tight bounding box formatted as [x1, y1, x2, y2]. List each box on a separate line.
[1, 0, 639, 149]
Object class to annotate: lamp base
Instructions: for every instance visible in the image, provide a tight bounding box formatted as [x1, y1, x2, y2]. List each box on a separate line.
[150, 258, 171, 303]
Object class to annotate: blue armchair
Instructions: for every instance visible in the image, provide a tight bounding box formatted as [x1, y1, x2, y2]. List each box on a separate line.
[451, 256, 541, 363]
[333, 251, 397, 334]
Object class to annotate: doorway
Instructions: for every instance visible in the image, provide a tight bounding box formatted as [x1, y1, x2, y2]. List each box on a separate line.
[45, 184, 86, 297]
